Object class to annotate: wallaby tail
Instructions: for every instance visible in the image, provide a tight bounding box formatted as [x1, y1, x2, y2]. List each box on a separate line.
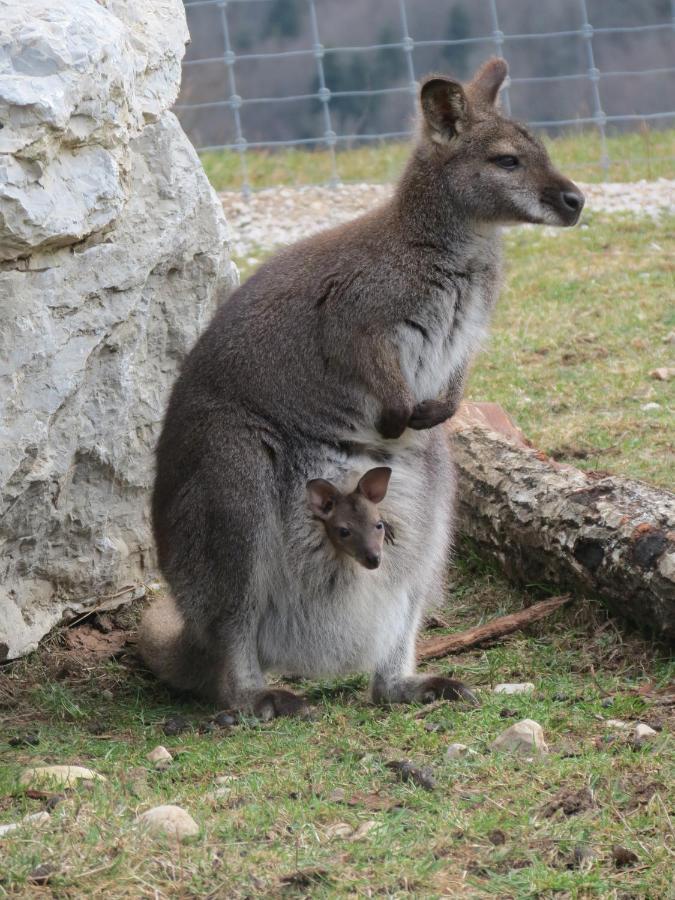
[138, 594, 219, 701]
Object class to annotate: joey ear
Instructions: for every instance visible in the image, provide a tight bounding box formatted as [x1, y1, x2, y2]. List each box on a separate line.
[467, 57, 508, 106]
[307, 479, 338, 519]
[420, 77, 468, 141]
[357, 467, 392, 504]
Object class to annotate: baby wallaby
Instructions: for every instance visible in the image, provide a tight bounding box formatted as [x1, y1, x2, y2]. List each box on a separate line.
[307, 467, 392, 570]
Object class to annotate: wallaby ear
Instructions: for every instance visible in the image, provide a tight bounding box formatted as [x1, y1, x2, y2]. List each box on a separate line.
[307, 479, 338, 519]
[467, 57, 508, 107]
[420, 76, 468, 141]
[357, 467, 392, 505]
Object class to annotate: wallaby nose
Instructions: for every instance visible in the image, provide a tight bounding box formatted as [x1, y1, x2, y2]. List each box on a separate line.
[561, 190, 584, 214]
[365, 552, 380, 570]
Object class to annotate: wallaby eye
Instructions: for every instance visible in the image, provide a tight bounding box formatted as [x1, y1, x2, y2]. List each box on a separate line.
[375, 521, 384, 530]
[338, 527, 351, 539]
[494, 155, 519, 170]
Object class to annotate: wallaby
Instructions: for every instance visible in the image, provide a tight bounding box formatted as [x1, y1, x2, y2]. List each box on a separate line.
[141, 58, 583, 719]
[308, 466, 393, 570]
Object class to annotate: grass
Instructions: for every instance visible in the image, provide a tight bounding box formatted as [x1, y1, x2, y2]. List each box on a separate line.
[1, 565, 673, 898]
[202, 127, 675, 192]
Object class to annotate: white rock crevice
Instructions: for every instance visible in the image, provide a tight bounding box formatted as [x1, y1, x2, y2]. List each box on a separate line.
[0, 0, 237, 659]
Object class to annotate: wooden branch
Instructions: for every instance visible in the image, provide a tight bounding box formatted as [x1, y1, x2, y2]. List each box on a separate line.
[417, 595, 571, 661]
[446, 403, 675, 644]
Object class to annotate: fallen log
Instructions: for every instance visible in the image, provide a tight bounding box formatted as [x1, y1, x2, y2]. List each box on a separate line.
[447, 403, 675, 644]
[417, 594, 571, 661]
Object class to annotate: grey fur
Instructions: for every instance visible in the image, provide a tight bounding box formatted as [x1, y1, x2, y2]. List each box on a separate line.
[140, 59, 583, 714]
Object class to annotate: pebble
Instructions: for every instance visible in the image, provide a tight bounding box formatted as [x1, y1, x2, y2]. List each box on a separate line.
[137, 804, 199, 841]
[220, 179, 675, 258]
[0, 811, 51, 837]
[605, 719, 631, 730]
[20, 765, 106, 788]
[8, 734, 40, 747]
[28, 862, 56, 885]
[649, 367, 675, 381]
[162, 716, 190, 736]
[571, 844, 596, 871]
[632, 723, 657, 746]
[641, 402, 661, 412]
[491, 719, 548, 756]
[445, 743, 476, 760]
[146, 746, 173, 769]
[213, 711, 238, 727]
[493, 683, 535, 695]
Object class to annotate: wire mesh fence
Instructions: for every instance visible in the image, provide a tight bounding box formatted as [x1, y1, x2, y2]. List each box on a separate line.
[176, 0, 675, 192]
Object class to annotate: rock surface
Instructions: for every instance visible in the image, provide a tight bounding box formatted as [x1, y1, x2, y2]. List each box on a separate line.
[20, 765, 106, 788]
[0, 0, 236, 660]
[491, 719, 548, 756]
[137, 804, 199, 841]
[445, 742, 476, 760]
[493, 683, 535, 695]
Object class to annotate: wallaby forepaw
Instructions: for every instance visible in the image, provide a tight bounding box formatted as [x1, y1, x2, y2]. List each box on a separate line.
[252, 689, 312, 721]
[408, 399, 457, 431]
[416, 676, 480, 706]
[377, 406, 411, 440]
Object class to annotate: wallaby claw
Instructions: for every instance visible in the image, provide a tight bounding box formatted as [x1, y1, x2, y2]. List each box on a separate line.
[252, 688, 312, 721]
[408, 399, 457, 430]
[416, 676, 480, 706]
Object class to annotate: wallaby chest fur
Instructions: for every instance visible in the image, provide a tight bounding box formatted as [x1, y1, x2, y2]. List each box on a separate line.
[143, 59, 583, 712]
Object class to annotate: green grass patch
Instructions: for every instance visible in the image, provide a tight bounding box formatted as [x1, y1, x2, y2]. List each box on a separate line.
[1, 569, 672, 897]
[202, 127, 675, 192]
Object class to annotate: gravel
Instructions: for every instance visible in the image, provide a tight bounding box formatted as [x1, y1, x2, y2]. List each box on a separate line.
[221, 178, 675, 258]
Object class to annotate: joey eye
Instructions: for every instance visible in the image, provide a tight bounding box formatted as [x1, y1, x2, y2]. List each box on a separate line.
[375, 522, 384, 530]
[338, 527, 351, 539]
[494, 155, 519, 170]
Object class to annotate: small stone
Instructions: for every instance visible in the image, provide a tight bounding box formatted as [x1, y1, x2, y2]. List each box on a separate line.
[327, 787, 346, 802]
[213, 711, 237, 727]
[28, 862, 56, 885]
[215, 775, 237, 785]
[612, 845, 638, 868]
[20, 765, 106, 788]
[632, 723, 657, 746]
[162, 716, 190, 736]
[351, 820, 382, 841]
[386, 760, 436, 791]
[601, 697, 614, 708]
[488, 829, 506, 846]
[445, 743, 476, 760]
[324, 822, 354, 840]
[8, 734, 40, 747]
[491, 719, 548, 755]
[605, 719, 630, 730]
[137, 805, 199, 842]
[552, 692, 569, 702]
[649, 367, 675, 381]
[101, 689, 114, 702]
[493, 683, 535, 695]
[571, 844, 596, 871]
[424, 722, 443, 733]
[146, 746, 173, 769]
[641, 402, 661, 412]
[499, 707, 518, 718]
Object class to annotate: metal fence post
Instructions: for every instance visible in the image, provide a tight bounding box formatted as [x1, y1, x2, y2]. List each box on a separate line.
[397, 0, 419, 121]
[578, 0, 609, 179]
[307, 0, 339, 186]
[219, 1, 250, 193]
[488, 0, 512, 116]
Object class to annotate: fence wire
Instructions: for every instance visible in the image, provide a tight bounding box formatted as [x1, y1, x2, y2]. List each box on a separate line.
[176, 0, 675, 192]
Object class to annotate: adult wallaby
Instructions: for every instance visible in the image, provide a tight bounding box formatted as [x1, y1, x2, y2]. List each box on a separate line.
[141, 58, 583, 719]
[307, 466, 394, 570]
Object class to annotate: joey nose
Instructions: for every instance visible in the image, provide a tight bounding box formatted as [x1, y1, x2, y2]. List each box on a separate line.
[365, 552, 380, 570]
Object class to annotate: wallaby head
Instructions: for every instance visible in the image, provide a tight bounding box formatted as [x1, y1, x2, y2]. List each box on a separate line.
[408, 57, 584, 228]
[307, 467, 392, 570]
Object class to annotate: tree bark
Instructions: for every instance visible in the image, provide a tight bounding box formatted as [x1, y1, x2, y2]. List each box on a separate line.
[447, 403, 675, 644]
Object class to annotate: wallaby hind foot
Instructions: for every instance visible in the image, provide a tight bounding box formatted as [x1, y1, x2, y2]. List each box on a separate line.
[252, 688, 312, 721]
[371, 674, 480, 707]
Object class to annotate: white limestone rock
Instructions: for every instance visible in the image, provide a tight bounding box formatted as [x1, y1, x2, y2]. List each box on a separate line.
[0, 0, 236, 660]
[493, 683, 535, 695]
[491, 719, 548, 756]
[137, 804, 199, 842]
[20, 765, 106, 788]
